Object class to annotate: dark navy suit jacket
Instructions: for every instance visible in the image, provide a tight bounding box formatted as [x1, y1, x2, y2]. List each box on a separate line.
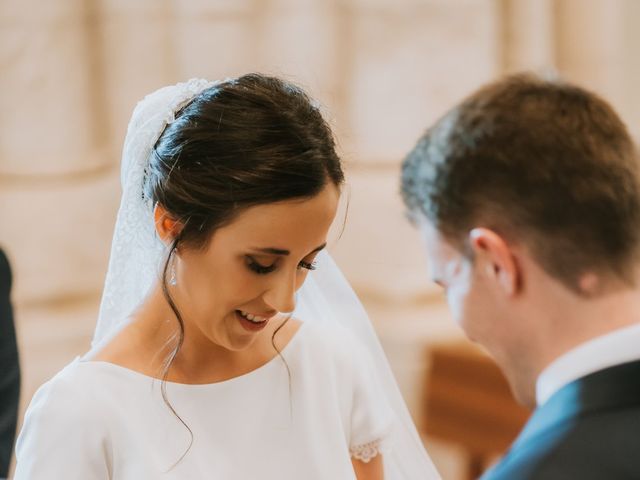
[0, 249, 19, 478]
[481, 359, 640, 479]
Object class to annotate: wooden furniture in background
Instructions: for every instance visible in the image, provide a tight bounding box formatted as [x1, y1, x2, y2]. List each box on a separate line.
[423, 341, 531, 480]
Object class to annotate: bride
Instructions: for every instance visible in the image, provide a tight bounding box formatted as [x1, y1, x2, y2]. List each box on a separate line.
[14, 74, 439, 479]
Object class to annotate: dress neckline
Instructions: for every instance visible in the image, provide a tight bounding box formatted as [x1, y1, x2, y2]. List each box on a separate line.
[77, 321, 307, 388]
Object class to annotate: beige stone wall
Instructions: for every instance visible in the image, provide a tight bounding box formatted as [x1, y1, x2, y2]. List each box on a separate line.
[3, 1, 640, 477]
[3, 0, 639, 306]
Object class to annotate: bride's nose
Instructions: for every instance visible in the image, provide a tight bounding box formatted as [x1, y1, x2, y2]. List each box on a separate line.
[263, 270, 297, 314]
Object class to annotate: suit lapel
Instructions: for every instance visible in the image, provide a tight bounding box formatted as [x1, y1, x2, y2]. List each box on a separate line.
[499, 359, 640, 466]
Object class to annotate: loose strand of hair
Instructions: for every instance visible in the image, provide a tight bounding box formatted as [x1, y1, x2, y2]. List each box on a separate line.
[160, 238, 194, 471]
[271, 314, 293, 418]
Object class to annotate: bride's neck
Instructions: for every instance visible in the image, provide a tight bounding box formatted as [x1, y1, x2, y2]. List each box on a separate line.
[132, 284, 264, 383]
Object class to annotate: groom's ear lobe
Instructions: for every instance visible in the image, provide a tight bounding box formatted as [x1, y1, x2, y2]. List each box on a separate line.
[469, 228, 519, 296]
[153, 203, 183, 243]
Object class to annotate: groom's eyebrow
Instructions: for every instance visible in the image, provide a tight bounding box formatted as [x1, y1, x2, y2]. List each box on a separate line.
[253, 243, 327, 256]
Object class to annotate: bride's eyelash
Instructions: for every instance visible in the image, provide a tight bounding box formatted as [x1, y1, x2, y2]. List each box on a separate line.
[246, 257, 317, 275]
[246, 258, 276, 275]
[298, 261, 317, 271]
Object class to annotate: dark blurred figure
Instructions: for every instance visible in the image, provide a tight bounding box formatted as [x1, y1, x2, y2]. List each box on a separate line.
[0, 248, 19, 479]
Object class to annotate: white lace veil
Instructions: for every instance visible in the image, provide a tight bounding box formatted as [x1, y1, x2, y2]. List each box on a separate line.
[94, 79, 440, 479]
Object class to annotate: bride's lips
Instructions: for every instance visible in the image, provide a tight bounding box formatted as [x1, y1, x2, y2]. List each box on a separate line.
[234, 310, 272, 332]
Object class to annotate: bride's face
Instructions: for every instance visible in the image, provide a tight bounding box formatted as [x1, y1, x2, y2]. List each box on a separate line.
[172, 183, 340, 351]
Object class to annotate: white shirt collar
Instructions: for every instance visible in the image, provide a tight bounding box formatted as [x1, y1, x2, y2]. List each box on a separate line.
[536, 322, 640, 406]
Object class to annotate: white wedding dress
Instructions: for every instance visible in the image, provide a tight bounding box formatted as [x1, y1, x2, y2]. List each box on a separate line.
[13, 78, 440, 480]
[16, 321, 396, 479]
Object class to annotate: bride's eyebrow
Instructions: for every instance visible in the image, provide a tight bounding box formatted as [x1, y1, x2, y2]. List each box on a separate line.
[251, 243, 327, 257]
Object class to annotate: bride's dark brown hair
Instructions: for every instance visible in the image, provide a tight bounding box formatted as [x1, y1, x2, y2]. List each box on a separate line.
[143, 73, 344, 466]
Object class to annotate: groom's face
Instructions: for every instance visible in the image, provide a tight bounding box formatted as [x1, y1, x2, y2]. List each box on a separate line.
[418, 219, 498, 344]
[419, 217, 541, 406]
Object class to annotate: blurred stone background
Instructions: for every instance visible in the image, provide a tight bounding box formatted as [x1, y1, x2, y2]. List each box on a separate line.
[2, 0, 639, 477]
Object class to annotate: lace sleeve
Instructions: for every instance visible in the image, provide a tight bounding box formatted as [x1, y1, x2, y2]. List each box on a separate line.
[350, 437, 393, 463]
[344, 328, 396, 463]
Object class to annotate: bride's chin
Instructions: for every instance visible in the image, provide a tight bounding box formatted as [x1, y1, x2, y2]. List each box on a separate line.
[216, 318, 263, 349]
[224, 334, 260, 352]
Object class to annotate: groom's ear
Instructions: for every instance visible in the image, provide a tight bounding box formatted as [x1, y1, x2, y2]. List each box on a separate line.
[154, 204, 182, 244]
[468, 227, 521, 296]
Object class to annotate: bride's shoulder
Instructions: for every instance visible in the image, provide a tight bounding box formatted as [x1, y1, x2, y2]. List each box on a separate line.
[15, 360, 115, 473]
[21, 359, 109, 435]
[30, 359, 104, 404]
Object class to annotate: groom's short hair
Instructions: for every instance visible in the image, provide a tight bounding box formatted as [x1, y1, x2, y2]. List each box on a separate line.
[401, 73, 640, 293]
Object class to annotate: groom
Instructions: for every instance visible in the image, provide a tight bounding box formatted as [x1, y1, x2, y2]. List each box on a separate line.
[401, 74, 640, 478]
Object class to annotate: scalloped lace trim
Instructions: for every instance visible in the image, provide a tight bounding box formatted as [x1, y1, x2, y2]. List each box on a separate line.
[350, 438, 388, 463]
